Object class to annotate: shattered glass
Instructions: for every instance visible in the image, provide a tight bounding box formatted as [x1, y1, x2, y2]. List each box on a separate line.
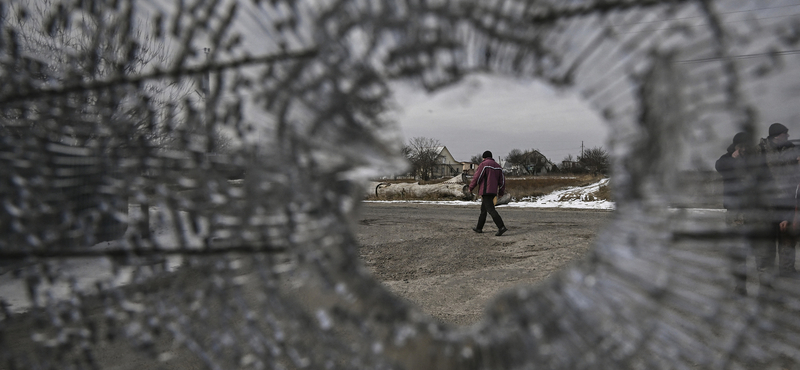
[1, 0, 800, 369]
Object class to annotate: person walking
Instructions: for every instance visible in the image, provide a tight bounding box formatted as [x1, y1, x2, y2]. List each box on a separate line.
[758, 122, 799, 279]
[469, 151, 508, 236]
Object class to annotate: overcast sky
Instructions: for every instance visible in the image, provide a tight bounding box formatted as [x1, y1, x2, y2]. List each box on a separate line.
[388, 74, 609, 164]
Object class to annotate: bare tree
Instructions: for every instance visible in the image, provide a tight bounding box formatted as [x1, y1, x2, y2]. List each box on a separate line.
[405, 137, 442, 181]
[470, 153, 484, 164]
[505, 149, 525, 175]
[578, 146, 610, 175]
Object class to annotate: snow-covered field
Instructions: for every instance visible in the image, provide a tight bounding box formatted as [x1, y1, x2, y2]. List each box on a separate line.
[366, 178, 615, 210]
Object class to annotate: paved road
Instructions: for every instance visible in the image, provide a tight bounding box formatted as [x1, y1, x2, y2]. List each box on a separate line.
[354, 202, 615, 326]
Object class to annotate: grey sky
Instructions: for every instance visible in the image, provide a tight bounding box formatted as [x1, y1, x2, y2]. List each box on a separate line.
[388, 74, 609, 164]
[145, 0, 800, 169]
[385, 1, 800, 168]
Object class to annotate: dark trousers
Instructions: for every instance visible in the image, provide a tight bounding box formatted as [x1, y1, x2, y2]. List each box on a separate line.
[728, 210, 798, 296]
[755, 220, 798, 279]
[726, 210, 750, 295]
[770, 221, 797, 277]
[477, 194, 505, 231]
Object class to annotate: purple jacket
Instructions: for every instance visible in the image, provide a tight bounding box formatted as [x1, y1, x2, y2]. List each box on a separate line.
[469, 158, 505, 196]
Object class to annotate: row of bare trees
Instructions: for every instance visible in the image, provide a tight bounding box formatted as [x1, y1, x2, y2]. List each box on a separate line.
[401, 135, 610, 180]
[497, 146, 610, 175]
[498, 147, 609, 175]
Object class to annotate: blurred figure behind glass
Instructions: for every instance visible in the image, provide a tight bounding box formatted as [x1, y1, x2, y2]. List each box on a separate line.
[758, 123, 799, 279]
[716, 132, 772, 296]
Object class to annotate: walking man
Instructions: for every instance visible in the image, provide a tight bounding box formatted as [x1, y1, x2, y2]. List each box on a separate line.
[469, 151, 508, 236]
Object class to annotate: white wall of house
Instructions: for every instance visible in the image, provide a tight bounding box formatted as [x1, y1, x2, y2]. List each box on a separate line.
[432, 146, 461, 178]
[461, 161, 477, 175]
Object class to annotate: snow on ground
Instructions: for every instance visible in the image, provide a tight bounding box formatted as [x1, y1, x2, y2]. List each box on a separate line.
[365, 178, 615, 210]
[515, 178, 613, 210]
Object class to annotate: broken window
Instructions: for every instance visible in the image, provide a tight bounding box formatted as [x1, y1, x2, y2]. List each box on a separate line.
[2, 0, 800, 369]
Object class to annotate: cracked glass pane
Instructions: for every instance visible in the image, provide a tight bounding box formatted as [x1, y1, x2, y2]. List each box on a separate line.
[1, 0, 800, 369]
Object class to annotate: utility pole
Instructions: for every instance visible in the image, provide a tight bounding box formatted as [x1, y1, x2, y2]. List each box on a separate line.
[203, 48, 211, 129]
[203, 48, 212, 153]
[581, 141, 584, 158]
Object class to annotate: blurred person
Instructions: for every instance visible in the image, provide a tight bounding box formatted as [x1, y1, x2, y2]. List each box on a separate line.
[790, 154, 800, 269]
[716, 132, 765, 295]
[793, 153, 800, 211]
[469, 151, 508, 236]
[758, 123, 799, 279]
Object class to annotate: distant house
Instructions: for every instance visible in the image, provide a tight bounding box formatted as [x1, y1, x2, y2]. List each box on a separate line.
[536, 159, 557, 175]
[502, 160, 516, 175]
[431, 146, 462, 179]
[460, 161, 478, 176]
[504, 150, 556, 176]
[561, 160, 583, 172]
[387, 145, 471, 180]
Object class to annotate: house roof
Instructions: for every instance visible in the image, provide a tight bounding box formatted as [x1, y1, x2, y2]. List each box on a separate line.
[433, 146, 459, 164]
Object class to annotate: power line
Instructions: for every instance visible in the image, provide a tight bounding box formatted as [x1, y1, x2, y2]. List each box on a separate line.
[676, 49, 800, 63]
[612, 3, 800, 27]
[611, 12, 800, 35]
[0, 48, 319, 104]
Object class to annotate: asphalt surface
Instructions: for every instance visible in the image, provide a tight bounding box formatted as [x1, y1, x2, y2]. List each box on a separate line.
[354, 202, 614, 326]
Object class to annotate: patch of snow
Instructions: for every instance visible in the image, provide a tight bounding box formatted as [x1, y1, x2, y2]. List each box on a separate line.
[515, 178, 613, 210]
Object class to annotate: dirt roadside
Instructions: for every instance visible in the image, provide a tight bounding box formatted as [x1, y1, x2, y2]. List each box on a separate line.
[354, 202, 614, 327]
